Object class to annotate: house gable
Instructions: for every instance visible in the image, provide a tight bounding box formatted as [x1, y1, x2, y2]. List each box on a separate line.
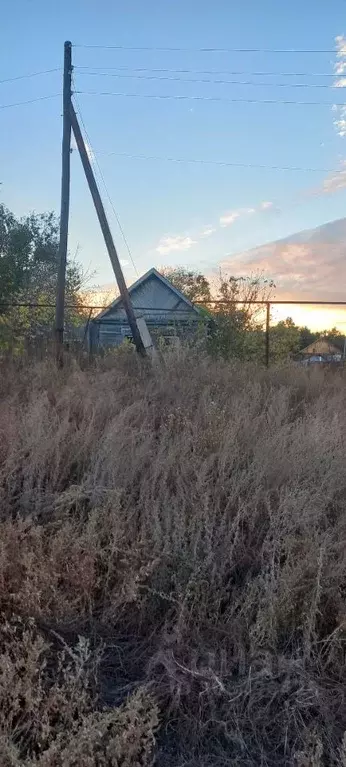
[95, 268, 200, 321]
[300, 338, 342, 356]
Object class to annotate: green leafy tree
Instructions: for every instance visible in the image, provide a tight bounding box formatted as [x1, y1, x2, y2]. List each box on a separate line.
[319, 327, 344, 352]
[0, 204, 87, 351]
[270, 317, 301, 362]
[0, 205, 84, 302]
[299, 326, 319, 350]
[160, 266, 212, 306]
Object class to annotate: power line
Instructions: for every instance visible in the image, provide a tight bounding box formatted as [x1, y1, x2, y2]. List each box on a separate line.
[95, 149, 346, 174]
[76, 65, 338, 78]
[0, 67, 61, 85]
[77, 89, 346, 106]
[74, 43, 337, 54]
[71, 85, 139, 276]
[76, 70, 342, 89]
[0, 93, 61, 110]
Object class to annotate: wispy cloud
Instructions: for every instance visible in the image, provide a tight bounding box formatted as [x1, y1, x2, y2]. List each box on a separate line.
[200, 226, 216, 238]
[335, 35, 346, 75]
[308, 159, 346, 197]
[321, 161, 346, 194]
[155, 200, 277, 259]
[156, 235, 197, 255]
[334, 78, 346, 89]
[334, 115, 346, 137]
[219, 200, 276, 228]
[219, 211, 241, 228]
[333, 36, 346, 136]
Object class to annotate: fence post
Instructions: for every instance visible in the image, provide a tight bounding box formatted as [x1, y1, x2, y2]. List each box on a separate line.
[265, 302, 270, 368]
[88, 320, 98, 357]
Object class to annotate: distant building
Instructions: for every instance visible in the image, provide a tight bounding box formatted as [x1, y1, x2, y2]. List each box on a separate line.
[299, 338, 343, 364]
[89, 267, 201, 350]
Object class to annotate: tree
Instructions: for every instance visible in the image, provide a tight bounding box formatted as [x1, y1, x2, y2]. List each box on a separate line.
[0, 204, 87, 351]
[299, 326, 318, 350]
[217, 272, 274, 310]
[320, 327, 344, 351]
[0, 204, 84, 303]
[209, 272, 275, 361]
[160, 266, 211, 305]
[270, 317, 301, 361]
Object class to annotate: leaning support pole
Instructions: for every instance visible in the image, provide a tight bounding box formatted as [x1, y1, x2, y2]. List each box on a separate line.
[70, 104, 145, 356]
[55, 40, 72, 364]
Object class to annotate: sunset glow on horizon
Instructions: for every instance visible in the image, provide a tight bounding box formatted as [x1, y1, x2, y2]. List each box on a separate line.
[272, 303, 346, 332]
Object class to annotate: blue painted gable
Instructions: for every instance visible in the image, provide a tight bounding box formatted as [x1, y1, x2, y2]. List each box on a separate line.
[96, 268, 200, 321]
[90, 268, 201, 349]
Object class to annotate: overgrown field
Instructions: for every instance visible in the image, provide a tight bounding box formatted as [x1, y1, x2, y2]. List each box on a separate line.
[1, 349, 346, 765]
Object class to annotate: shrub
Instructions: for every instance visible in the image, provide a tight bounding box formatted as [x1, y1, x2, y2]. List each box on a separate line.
[1, 350, 346, 764]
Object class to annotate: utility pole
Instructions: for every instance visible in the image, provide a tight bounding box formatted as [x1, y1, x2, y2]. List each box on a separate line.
[55, 40, 72, 363]
[70, 103, 145, 356]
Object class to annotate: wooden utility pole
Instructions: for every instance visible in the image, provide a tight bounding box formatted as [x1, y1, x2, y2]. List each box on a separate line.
[55, 40, 72, 361]
[70, 103, 145, 356]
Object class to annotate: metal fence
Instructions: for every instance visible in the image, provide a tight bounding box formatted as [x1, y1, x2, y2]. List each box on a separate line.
[195, 299, 346, 366]
[0, 299, 345, 366]
[0, 303, 90, 358]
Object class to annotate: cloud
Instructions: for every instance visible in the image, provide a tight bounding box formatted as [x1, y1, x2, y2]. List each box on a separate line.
[200, 226, 216, 238]
[334, 114, 346, 137]
[156, 235, 197, 255]
[219, 210, 241, 228]
[321, 161, 346, 193]
[219, 217, 346, 300]
[258, 200, 281, 216]
[155, 200, 277, 258]
[334, 77, 346, 88]
[300, 159, 346, 199]
[308, 160, 346, 196]
[333, 36, 346, 136]
[335, 35, 346, 74]
[219, 201, 276, 228]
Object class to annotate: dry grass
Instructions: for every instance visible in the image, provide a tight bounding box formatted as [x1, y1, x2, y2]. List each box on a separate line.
[1, 347, 346, 764]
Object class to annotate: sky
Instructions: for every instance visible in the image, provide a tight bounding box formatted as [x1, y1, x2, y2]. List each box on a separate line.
[2, 1, 346, 328]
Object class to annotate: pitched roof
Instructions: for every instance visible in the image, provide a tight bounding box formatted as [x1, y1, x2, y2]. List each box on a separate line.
[300, 338, 342, 356]
[94, 267, 201, 320]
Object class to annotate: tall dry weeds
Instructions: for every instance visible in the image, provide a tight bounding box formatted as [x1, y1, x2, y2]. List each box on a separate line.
[1, 349, 346, 764]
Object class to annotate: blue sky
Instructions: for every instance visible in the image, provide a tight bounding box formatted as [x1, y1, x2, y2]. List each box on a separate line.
[2, 0, 346, 296]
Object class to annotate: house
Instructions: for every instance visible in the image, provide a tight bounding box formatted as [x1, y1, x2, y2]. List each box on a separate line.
[89, 267, 202, 350]
[299, 338, 344, 364]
